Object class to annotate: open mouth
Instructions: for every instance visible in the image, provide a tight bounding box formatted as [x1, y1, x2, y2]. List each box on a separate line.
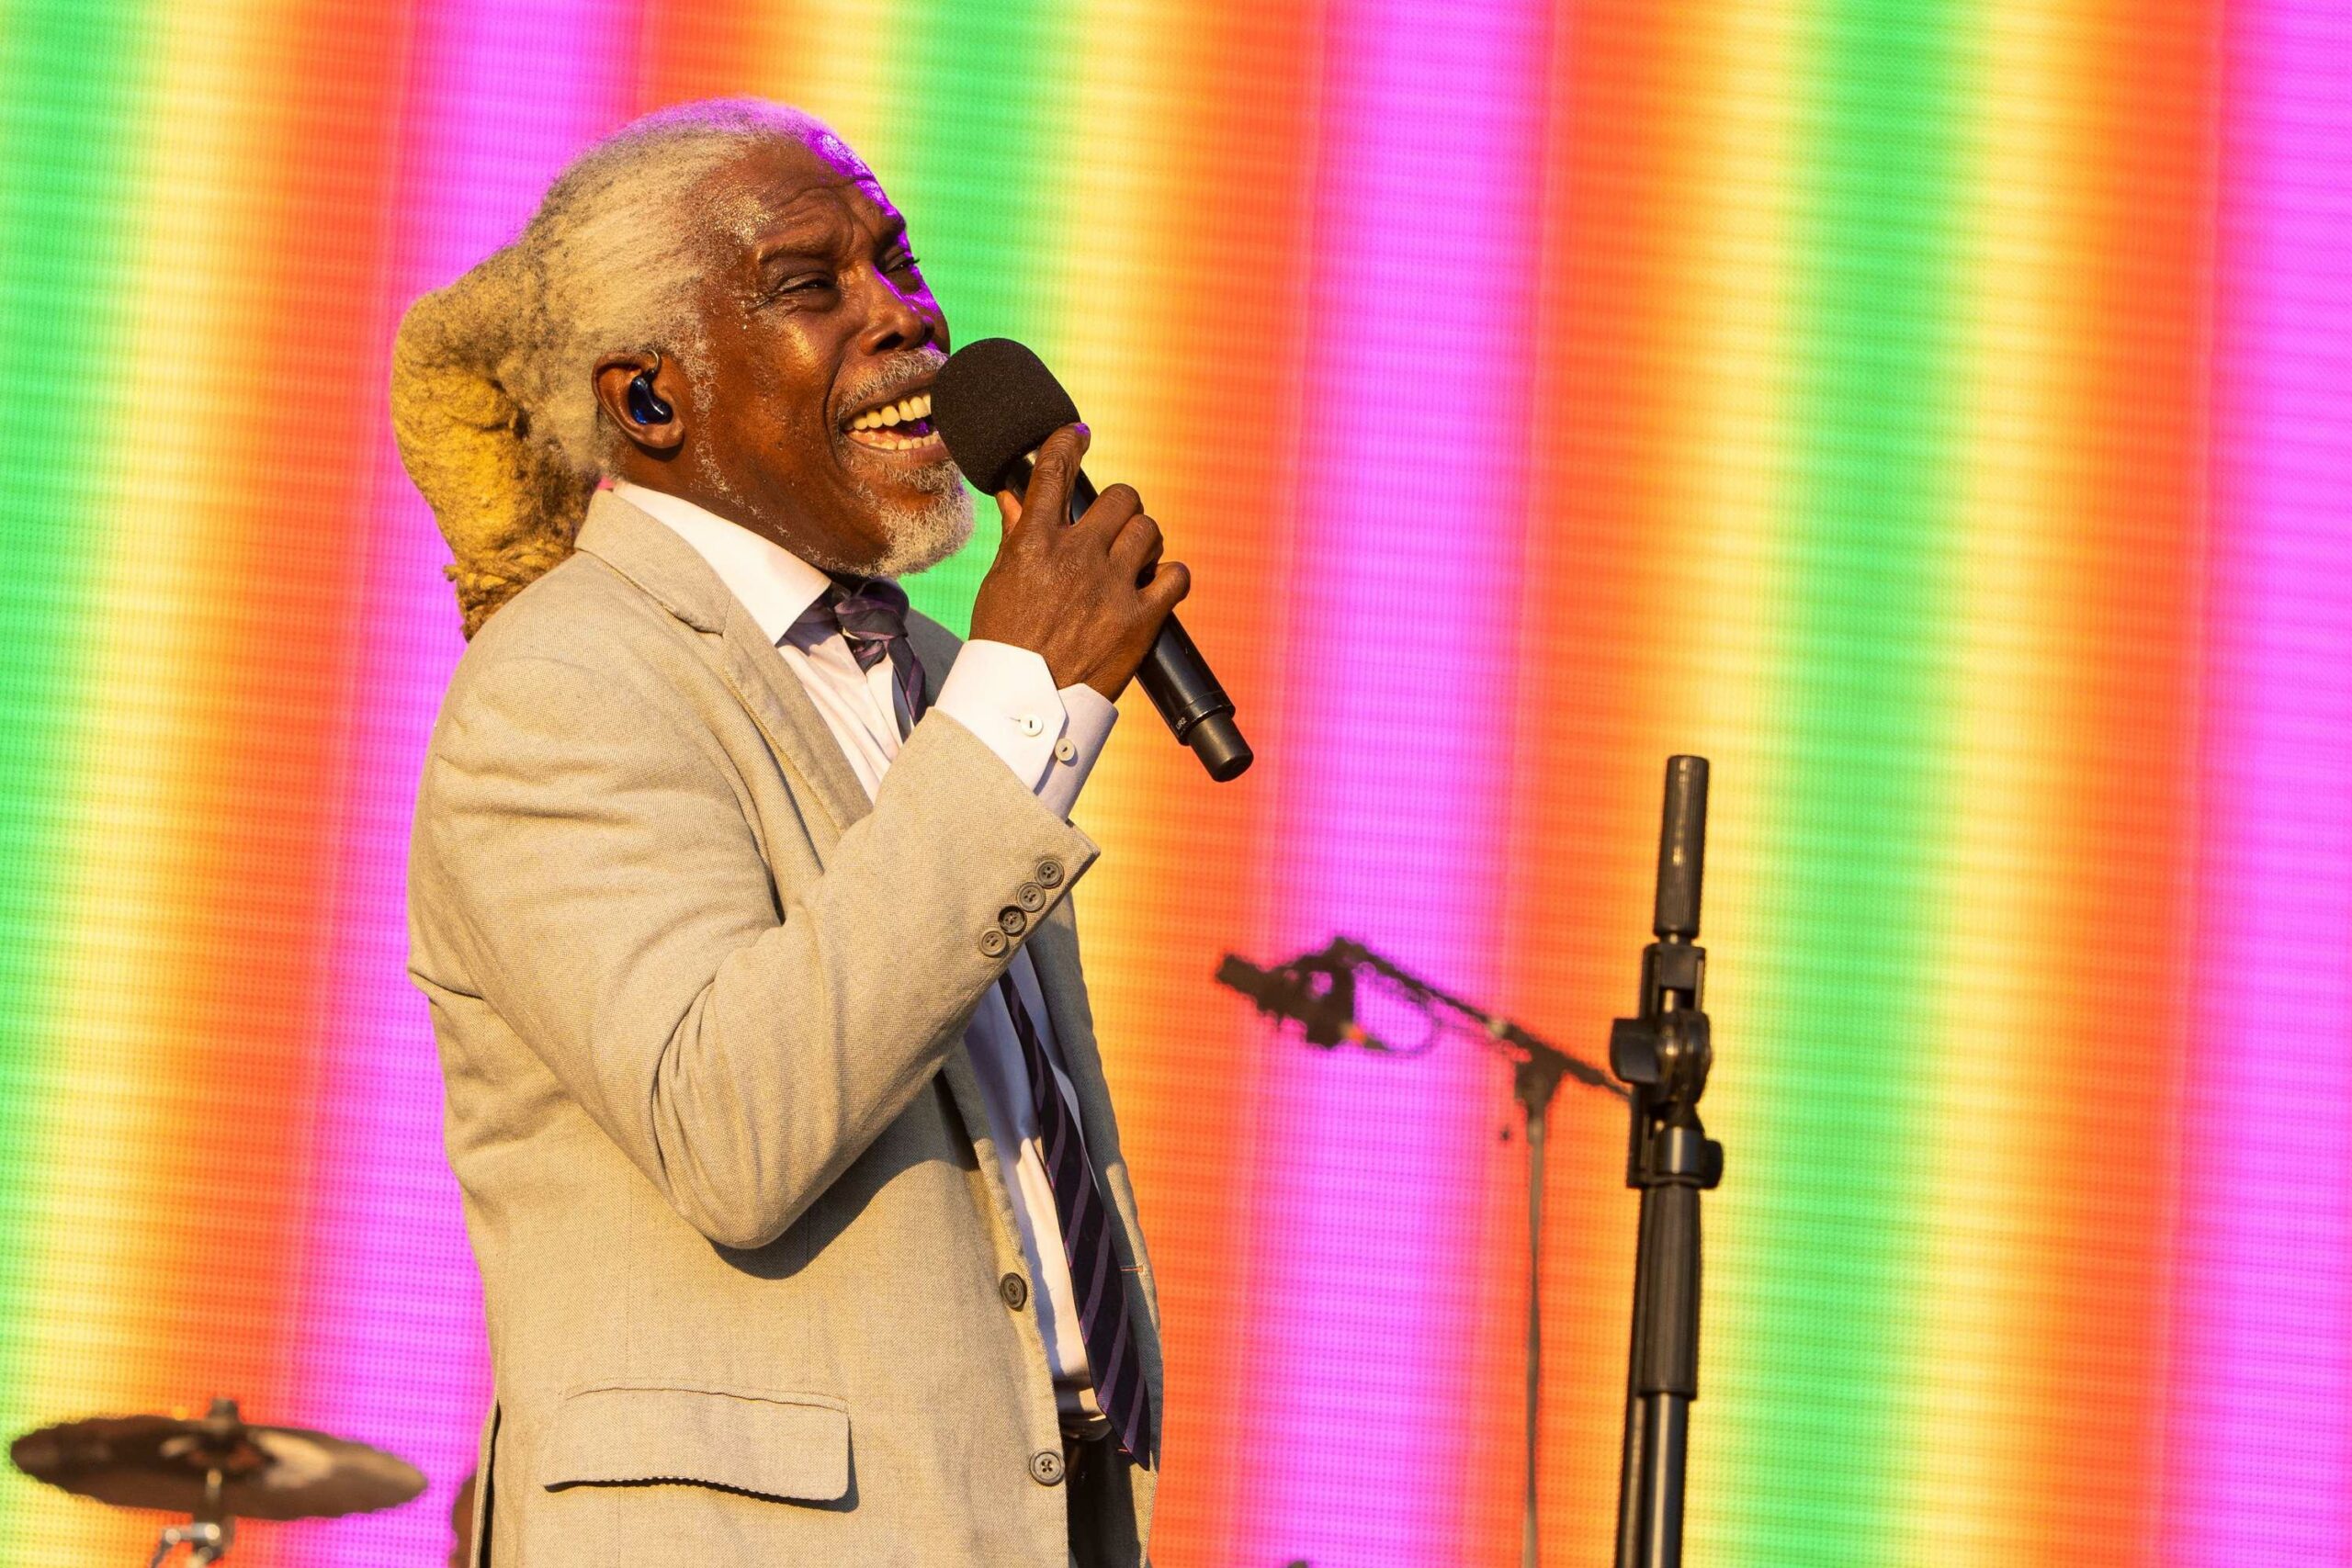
[841, 387, 942, 454]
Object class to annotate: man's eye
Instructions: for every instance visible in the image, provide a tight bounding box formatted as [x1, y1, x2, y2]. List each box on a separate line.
[885, 251, 922, 274]
[762, 274, 836, 305]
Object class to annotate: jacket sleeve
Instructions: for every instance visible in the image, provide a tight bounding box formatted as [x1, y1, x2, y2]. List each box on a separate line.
[412, 649, 1097, 1250]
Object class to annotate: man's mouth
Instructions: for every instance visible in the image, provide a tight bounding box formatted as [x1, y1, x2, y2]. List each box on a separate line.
[841, 389, 942, 455]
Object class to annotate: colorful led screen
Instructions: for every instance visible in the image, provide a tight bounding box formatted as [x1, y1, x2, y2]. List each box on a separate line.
[0, 1, 2343, 1564]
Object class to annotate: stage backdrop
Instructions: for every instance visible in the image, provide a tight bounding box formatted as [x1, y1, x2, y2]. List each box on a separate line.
[0, 1, 2342, 1563]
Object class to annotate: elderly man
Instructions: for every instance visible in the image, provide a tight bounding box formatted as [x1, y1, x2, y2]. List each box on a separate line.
[390, 100, 1182, 1566]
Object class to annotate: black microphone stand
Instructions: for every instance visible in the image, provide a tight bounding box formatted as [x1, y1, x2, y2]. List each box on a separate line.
[1608, 757, 1723, 1568]
[1220, 938, 1623, 1568]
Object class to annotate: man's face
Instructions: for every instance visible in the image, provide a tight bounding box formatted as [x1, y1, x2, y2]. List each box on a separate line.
[670, 135, 968, 576]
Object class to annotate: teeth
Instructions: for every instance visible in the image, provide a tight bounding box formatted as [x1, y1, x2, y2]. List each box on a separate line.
[845, 423, 937, 451]
[847, 391, 932, 433]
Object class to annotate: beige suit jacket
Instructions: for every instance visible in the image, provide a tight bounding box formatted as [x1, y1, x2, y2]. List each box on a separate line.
[408, 491, 1161, 1565]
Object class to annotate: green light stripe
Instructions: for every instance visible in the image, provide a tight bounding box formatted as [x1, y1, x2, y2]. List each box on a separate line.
[894, 0, 1080, 635]
[0, 0, 155, 1411]
[1716, 5, 1964, 1562]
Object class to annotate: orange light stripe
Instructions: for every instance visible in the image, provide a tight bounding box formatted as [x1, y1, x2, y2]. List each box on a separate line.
[1488, 2, 1804, 1560]
[635, 0, 775, 106]
[1052, 5, 1320, 1561]
[156, 0, 413, 1423]
[2015, 3, 2212, 1557]
[1488, 5, 1713, 1557]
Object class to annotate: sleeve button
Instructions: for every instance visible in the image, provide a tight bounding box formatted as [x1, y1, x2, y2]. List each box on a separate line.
[1015, 881, 1046, 913]
[1036, 859, 1064, 888]
[1030, 1449, 1065, 1486]
[1018, 714, 1046, 738]
[997, 907, 1028, 938]
[1055, 736, 1078, 763]
[978, 928, 1009, 958]
[999, 1272, 1029, 1310]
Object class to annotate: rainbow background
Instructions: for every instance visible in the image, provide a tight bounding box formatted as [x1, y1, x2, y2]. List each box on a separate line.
[0, 0, 2344, 1563]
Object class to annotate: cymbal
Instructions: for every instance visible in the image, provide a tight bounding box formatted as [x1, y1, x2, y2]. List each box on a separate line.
[11, 1398, 426, 1522]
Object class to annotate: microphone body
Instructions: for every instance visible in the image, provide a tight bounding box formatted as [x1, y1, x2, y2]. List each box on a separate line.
[931, 336, 1253, 782]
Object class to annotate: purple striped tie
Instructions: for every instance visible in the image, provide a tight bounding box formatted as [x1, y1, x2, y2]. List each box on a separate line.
[829, 579, 929, 736]
[824, 581, 1157, 1467]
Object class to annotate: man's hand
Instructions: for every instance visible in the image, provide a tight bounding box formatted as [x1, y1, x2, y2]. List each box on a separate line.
[967, 424, 1192, 703]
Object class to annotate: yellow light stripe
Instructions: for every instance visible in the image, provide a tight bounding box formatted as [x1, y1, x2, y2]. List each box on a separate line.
[1900, 9, 2086, 1562]
[751, 0, 913, 177]
[1645, 4, 1806, 1551]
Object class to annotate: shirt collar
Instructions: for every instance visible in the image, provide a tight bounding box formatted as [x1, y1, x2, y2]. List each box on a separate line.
[610, 479, 836, 647]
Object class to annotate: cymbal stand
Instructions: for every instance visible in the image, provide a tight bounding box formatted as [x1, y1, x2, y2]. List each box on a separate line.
[146, 1468, 234, 1567]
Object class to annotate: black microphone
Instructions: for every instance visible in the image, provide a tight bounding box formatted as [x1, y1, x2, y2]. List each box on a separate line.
[932, 338, 1254, 782]
[1654, 754, 1708, 942]
[1215, 954, 1365, 1048]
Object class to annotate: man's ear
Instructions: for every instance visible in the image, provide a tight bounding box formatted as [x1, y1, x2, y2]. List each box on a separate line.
[593, 352, 685, 453]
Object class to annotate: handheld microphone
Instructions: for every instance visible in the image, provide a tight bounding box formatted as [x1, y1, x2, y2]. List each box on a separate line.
[1215, 954, 1365, 1048]
[932, 338, 1253, 782]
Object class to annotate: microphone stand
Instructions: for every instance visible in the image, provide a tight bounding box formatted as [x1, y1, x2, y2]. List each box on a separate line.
[1607, 757, 1723, 1568]
[1221, 938, 1623, 1568]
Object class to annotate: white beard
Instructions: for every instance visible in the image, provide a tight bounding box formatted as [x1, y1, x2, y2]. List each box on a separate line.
[860, 473, 975, 579]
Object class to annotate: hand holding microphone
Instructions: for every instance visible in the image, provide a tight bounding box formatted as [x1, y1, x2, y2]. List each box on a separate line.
[933, 338, 1253, 781]
[967, 423, 1188, 705]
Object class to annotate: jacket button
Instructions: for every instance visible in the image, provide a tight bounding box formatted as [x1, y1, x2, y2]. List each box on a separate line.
[1014, 881, 1046, 913]
[999, 1272, 1029, 1310]
[978, 928, 1009, 958]
[998, 907, 1028, 938]
[1036, 859, 1064, 888]
[1030, 1449, 1065, 1486]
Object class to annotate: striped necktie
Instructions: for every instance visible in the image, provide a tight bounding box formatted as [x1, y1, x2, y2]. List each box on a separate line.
[823, 581, 1157, 1467]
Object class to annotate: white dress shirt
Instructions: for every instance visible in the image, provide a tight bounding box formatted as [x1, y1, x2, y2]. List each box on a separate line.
[614, 480, 1117, 1427]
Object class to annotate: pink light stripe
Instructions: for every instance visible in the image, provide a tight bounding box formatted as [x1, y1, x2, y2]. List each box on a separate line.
[2168, 4, 2352, 1561]
[290, 7, 639, 1565]
[1238, 2, 1553, 1561]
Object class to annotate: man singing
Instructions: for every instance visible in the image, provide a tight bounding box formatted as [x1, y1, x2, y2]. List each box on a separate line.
[390, 99, 1180, 1566]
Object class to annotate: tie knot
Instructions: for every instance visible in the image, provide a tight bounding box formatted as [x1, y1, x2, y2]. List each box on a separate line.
[828, 578, 911, 672]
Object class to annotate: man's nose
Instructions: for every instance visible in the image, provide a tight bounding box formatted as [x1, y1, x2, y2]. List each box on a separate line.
[855, 271, 935, 356]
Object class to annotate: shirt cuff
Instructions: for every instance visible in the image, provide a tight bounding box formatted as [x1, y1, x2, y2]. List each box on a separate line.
[1043, 681, 1118, 819]
[933, 641, 1119, 820]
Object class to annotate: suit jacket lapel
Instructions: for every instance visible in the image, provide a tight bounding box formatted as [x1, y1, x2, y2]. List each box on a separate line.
[712, 596, 872, 845]
[574, 491, 872, 845]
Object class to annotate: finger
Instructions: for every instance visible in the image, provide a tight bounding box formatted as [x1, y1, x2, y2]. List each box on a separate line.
[1015, 423, 1090, 537]
[994, 487, 1025, 532]
[1076, 483, 1144, 549]
[1108, 511, 1164, 582]
[1136, 558, 1192, 622]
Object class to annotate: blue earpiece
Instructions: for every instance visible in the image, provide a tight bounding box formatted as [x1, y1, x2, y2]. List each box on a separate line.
[628, 355, 674, 425]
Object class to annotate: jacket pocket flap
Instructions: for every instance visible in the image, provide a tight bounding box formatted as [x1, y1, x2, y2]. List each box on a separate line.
[541, 1384, 849, 1502]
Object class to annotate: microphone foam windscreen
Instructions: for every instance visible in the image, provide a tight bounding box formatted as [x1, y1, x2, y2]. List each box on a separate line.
[931, 338, 1083, 494]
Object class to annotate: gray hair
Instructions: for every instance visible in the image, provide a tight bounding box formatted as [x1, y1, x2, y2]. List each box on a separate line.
[390, 99, 849, 637]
